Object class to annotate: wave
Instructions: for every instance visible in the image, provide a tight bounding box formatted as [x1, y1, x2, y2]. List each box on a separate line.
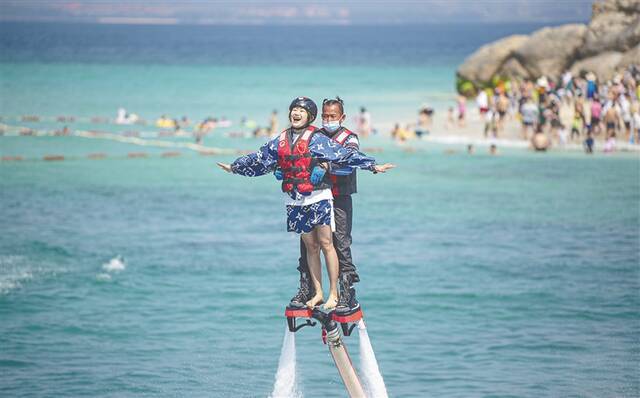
[0, 255, 34, 295]
[102, 255, 126, 272]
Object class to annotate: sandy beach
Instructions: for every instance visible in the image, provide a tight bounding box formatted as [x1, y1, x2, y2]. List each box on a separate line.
[382, 107, 640, 153]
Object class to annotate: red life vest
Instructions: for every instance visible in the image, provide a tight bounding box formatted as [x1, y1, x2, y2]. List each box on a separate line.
[277, 126, 318, 194]
[329, 128, 356, 196]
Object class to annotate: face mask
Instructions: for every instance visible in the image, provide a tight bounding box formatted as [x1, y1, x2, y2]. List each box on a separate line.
[323, 120, 341, 132]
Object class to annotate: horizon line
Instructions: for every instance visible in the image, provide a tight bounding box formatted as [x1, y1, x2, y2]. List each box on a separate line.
[0, 16, 590, 26]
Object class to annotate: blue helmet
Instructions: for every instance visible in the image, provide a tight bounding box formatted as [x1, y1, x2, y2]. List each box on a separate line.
[289, 97, 318, 124]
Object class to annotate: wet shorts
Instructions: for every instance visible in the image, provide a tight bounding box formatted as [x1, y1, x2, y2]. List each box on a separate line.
[286, 199, 333, 234]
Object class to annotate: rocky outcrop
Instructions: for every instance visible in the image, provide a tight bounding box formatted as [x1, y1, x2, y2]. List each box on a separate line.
[512, 24, 587, 79]
[500, 57, 529, 79]
[456, 35, 529, 84]
[619, 43, 640, 68]
[580, 0, 640, 57]
[457, 0, 640, 92]
[570, 51, 624, 80]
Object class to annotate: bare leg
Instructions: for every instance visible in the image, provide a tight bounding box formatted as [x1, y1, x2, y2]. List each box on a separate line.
[301, 231, 323, 308]
[316, 225, 339, 310]
[625, 125, 631, 142]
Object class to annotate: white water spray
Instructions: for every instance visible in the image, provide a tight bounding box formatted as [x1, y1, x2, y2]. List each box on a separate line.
[102, 255, 126, 273]
[270, 327, 302, 398]
[358, 320, 388, 398]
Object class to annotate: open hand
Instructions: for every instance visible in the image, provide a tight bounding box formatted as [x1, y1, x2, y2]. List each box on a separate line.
[373, 163, 396, 173]
[217, 162, 233, 173]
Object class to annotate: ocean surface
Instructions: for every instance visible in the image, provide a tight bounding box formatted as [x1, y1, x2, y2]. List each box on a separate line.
[1, 21, 640, 397]
[1, 21, 564, 130]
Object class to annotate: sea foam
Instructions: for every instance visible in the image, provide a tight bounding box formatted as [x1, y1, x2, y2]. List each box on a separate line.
[0, 255, 34, 295]
[102, 256, 126, 272]
[95, 273, 112, 282]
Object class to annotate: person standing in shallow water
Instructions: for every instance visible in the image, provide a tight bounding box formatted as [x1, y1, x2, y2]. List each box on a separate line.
[457, 94, 466, 127]
[357, 107, 372, 137]
[269, 109, 279, 136]
[217, 97, 394, 310]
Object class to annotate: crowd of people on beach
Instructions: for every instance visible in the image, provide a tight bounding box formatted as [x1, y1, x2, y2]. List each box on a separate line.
[474, 65, 640, 152]
[388, 65, 640, 154]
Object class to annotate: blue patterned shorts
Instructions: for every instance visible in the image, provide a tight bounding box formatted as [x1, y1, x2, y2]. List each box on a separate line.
[286, 199, 333, 234]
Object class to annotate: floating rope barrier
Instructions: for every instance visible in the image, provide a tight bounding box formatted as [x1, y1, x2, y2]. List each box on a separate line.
[0, 114, 146, 125]
[127, 152, 148, 158]
[0, 114, 235, 128]
[0, 149, 245, 163]
[73, 130, 239, 155]
[1, 156, 24, 162]
[43, 155, 65, 161]
[0, 122, 178, 138]
[0, 122, 250, 163]
[0, 121, 250, 147]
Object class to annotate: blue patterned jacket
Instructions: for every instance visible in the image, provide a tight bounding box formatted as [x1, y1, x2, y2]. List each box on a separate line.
[230, 128, 377, 179]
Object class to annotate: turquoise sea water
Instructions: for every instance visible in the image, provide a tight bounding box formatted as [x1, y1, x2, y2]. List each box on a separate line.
[0, 63, 455, 131]
[1, 136, 639, 397]
[1, 21, 639, 397]
[0, 21, 559, 129]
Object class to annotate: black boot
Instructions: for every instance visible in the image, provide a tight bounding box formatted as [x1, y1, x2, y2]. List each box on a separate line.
[336, 274, 360, 314]
[289, 269, 313, 308]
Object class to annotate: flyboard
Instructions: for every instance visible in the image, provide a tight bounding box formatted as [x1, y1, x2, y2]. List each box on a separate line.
[285, 304, 366, 397]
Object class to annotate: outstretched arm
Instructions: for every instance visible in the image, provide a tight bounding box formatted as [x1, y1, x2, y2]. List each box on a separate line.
[328, 134, 359, 176]
[217, 138, 279, 177]
[309, 134, 395, 173]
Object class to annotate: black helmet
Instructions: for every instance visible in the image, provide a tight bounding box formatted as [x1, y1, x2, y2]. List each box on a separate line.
[289, 96, 317, 124]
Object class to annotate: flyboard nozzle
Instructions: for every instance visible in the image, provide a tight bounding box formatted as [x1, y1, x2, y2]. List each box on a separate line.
[311, 308, 336, 329]
[325, 325, 342, 347]
[311, 308, 365, 398]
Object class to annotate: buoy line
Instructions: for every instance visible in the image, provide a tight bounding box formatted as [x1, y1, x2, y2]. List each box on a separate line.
[0, 123, 251, 163]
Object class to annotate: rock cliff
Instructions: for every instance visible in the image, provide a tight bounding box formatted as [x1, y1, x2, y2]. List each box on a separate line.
[456, 0, 640, 93]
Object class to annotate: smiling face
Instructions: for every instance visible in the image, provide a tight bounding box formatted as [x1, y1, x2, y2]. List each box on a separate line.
[289, 106, 310, 129]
